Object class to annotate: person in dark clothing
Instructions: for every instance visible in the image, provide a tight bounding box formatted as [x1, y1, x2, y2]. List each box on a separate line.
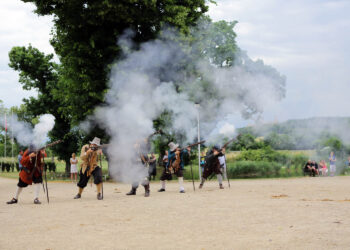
[199, 145, 225, 189]
[304, 160, 317, 177]
[148, 152, 157, 180]
[312, 160, 319, 176]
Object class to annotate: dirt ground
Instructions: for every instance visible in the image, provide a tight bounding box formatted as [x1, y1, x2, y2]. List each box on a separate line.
[1, 176, 350, 250]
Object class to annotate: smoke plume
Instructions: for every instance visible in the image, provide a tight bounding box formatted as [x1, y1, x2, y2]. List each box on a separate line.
[0, 114, 55, 148]
[89, 28, 285, 183]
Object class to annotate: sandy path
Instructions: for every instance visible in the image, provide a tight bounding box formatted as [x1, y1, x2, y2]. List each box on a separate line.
[1, 176, 350, 250]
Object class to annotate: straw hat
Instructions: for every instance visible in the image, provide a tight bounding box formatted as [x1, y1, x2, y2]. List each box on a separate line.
[89, 137, 101, 146]
[168, 142, 179, 151]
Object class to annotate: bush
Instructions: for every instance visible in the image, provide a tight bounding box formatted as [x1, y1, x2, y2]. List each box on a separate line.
[235, 146, 289, 164]
[227, 161, 283, 178]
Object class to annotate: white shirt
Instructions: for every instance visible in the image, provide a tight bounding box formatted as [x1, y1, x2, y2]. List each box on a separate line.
[218, 155, 226, 168]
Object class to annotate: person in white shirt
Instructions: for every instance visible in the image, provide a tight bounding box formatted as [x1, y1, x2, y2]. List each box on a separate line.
[70, 153, 78, 183]
[218, 154, 227, 180]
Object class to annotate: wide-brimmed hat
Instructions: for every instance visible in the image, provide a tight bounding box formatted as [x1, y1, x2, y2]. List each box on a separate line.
[168, 142, 179, 151]
[89, 137, 101, 146]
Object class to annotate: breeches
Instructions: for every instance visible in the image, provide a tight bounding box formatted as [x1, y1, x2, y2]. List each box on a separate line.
[17, 175, 42, 188]
[160, 168, 183, 181]
[202, 165, 222, 179]
[77, 167, 102, 188]
[131, 177, 150, 189]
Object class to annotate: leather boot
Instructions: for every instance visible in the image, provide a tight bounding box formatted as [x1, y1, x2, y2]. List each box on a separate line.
[6, 198, 17, 204]
[144, 184, 150, 197]
[199, 183, 203, 189]
[74, 188, 83, 199]
[126, 188, 137, 195]
[219, 184, 224, 189]
[34, 198, 41, 204]
[97, 193, 103, 200]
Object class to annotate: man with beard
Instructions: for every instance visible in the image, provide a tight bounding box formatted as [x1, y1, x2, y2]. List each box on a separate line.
[158, 142, 191, 193]
[7, 145, 45, 205]
[199, 145, 225, 189]
[73, 137, 103, 200]
[126, 138, 151, 197]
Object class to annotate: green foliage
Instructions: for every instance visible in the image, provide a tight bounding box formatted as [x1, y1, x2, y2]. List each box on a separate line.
[235, 146, 282, 162]
[191, 17, 238, 67]
[226, 161, 282, 178]
[265, 132, 296, 150]
[230, 133, 266, 150]
[8, 45, 81, 171]
[22, 0, 209, 123]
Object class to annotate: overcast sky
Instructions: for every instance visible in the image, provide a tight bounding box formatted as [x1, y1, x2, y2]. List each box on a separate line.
[0, 0, 349, 125]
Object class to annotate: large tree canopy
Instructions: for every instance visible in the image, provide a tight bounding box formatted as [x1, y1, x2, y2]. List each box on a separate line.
[22, 0, 209, 123]
[8, 45, 80, 171]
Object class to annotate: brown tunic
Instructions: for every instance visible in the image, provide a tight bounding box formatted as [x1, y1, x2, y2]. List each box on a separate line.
[80, 145, 99, 176]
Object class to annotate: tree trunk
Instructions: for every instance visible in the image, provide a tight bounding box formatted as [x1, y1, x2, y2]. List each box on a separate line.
[65, 158, 70, 176]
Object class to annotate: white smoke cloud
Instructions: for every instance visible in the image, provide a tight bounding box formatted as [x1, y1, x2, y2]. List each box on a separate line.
[89, 30, 285, 183]
[219, 123, 236, 136]
[32, 114, 55, 147]
[0, 113, 55, 148]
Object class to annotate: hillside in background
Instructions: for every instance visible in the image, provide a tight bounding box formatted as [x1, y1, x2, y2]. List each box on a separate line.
[238, 117, 350, 150]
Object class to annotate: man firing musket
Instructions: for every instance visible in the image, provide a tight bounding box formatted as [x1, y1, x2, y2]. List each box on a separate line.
[73, 137, 104, 200]
[6, 140, 62, 205]
[158, 140, 205, 193]
[199, 138, 235, 190]
[125, 130, 162, 197]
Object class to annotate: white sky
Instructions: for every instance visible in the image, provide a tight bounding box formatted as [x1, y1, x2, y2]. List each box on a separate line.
[0, 0, 349, 126]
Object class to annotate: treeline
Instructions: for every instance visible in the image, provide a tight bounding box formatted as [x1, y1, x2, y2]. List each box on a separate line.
[236, 117, 350, 152]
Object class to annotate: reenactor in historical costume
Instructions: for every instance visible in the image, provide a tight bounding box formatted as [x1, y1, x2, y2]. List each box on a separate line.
[199, 145, 225, 189]
[158, 142, 191, 193]
[7, 146, 45, 204]
[74, 137, 103, 200]
[126, 138, 151, 197]
[148, 152, 157, 181]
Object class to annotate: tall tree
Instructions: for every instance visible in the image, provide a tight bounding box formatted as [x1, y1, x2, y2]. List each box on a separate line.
[22, 0, 209, 123]
[8, 45, 80, 172]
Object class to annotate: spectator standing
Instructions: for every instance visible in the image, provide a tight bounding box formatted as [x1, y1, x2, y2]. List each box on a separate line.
[329, 151, 336, 176]
[17, 150, 23, 171]
[70, 153, 78, 183]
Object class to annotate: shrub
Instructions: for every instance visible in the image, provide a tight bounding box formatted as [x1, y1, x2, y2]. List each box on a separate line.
[227, 161, 282, 178]
[235, 146, 289, 164]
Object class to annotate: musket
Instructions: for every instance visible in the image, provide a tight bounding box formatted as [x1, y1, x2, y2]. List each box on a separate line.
[99, 152, 104, 200]
[218, 137, 239, 188]
[179, 140, 206, 151]
[42, 155, 50, 203]
[167, 140, 206, 173]
[26, 140, 63, 181]
[220, 138, 236, 152]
